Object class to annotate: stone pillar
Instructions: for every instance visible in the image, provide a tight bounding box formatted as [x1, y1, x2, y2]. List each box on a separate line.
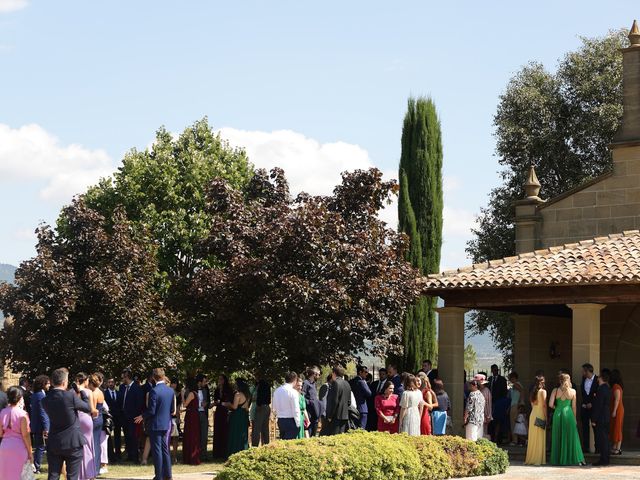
[512, 315, 532, 384]
[514, 166, 545, 254]
[568, 303, 605, 452]
[613, 21, 640, 145]
[437, 307, 466, 435]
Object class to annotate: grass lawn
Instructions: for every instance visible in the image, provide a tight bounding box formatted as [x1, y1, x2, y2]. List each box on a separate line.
[35, 458, 225, 479]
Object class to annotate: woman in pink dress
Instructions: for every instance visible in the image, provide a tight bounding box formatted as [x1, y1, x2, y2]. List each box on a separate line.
[0, 387, 33, 480]
[76, 372, 98, 480]
[374, 381, 399, 433]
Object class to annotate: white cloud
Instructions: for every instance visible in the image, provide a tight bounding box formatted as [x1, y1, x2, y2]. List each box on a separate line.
[12, 228, 36, 241]
[0, 123, 114, 201]
[218, 128, 374, 197]
[0, 0, 28, 13]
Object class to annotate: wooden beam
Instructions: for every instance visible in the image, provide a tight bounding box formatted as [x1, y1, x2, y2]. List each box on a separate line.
[430, 284, 640, 309]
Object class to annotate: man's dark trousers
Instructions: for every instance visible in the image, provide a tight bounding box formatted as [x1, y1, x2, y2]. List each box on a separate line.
[581, 407, 593, 451]
[33, 431, 46, 472]
[359, 413, 368, 430]
[594, 423, 610, 465]
[48, 448, 83, 480]
[278, 418, 298, 440]
[124, 417, 138, 461]
[320, 418, 348, 436]
[150, 430, 172, 480]
[110, 415, 123, 461]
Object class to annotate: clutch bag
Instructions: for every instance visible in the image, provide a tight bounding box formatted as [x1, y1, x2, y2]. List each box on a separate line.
[534, 417, 546, 429]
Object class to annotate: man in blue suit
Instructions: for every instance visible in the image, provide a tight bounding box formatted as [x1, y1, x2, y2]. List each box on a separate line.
[31, 375, 51, 474]
[349, 365, 372, 429]
[119, 368, 144, 462]
[136, 368, 175, 480]
[42, 368, 92, 480]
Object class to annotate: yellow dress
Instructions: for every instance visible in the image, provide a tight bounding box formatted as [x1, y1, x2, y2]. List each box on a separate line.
[525, 389, 546, 465]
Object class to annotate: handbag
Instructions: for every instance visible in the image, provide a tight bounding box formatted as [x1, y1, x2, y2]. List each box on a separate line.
[21, 461, 35, 480]
[170, 418, 179, 438]
[534, 417, 546, 429]
[102, 410, 114, 435]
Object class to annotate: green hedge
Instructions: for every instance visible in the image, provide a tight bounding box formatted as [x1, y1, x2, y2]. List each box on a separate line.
[217, 431, 508, 480]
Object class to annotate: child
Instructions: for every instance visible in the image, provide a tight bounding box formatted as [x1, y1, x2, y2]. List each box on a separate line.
[512, 404, 528, 446]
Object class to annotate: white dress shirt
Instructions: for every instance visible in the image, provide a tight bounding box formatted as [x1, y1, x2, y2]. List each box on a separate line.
[272, 383, 301, 427]
[197, 389, 205, 412]
[584, 376, 594, 396]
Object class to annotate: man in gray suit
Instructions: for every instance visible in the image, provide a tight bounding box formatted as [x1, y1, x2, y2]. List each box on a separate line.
[321, 366, 352, 436]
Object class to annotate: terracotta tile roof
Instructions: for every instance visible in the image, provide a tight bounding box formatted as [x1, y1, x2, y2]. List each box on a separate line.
[423, 230, 640, 291]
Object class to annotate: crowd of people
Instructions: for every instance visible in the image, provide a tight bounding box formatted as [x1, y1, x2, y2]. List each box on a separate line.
[0, 359, 628, 479]
[461, 362, 626, 469]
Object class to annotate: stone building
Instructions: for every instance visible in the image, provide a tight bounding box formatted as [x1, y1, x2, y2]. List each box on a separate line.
[423, 22, 640, 448]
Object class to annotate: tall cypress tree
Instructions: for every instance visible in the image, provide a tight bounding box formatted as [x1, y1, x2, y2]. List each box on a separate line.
[398, 97, 443, 372]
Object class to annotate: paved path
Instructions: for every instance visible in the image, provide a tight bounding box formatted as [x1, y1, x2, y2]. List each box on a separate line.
[469, 462, 640, 479]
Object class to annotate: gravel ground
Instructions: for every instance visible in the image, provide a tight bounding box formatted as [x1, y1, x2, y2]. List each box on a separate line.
[468, 461, 640, 479]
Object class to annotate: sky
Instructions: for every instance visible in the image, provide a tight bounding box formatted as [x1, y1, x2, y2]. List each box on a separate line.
[1, 1, 639, 271]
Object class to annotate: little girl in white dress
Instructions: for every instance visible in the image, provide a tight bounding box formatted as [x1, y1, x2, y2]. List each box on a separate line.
[513, 404, 528, 445]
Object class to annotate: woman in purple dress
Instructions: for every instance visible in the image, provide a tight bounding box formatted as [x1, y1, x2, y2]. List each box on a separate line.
[212, 374, 233, 459]
[76, 372, 98, 480]
[0, 387, 33, 480]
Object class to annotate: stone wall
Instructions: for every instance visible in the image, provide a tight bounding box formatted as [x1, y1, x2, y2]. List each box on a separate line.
[512, 314, 572, 389]
[1, 361, 20, 391]
[539, 145, 640, 247]
[514, 306, 640, 448]
[601, 303, 640, 448]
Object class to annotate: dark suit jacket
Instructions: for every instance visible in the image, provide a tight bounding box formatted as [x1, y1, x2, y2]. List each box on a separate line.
[302, 379, 320, 420]
[489, 375, 508, 400]
[350, 377, 372, 414]
[326, 377, 351, 421]
[120, 381, 144, 420]
[591, 382, 611, 426]
[30, 390, 50, 433]
[390, 374, 404, 396]
[42, 388, 91, 453]
[318, 383, 329, 418]
[0, 390, 7, 410]
[144, 382, 175, 432]
[581, 375, 598, 408]
[104, 388, 120, 417]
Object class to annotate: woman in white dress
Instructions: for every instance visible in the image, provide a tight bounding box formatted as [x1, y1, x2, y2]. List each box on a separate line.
[399, 374, 423, 436]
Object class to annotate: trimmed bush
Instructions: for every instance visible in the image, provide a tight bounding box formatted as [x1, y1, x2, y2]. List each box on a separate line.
[475, 438, 510, 476]
[409, 436, 454, 480]
[217, 430, 423, 480]
[216, 431, 508, 480]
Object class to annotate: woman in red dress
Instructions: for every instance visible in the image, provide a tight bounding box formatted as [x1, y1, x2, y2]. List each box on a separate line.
[417, 372, 438, 435]
[182, 377, 201, 465]
[375, 381, 399, 433]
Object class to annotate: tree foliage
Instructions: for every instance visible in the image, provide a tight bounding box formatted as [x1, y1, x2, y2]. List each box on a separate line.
[466, 30, 626, 365]
[183, 168, 421, 376]
[398, 97, 443, 371]
[82, 118, 253, 284]
[0, 200, 178, 377]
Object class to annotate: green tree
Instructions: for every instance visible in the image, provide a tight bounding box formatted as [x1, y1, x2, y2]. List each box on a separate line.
[466, 30, 626, 365]
[81, 118, 254, 284]
[0, 200, 178, 377]
[184, 168, 421, 376]
[398, 97, 443, 371]
[464, 344, 477, 375]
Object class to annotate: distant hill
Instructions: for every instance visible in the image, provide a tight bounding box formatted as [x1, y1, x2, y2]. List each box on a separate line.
[0, 263, 16, 284]
[0, 264, 16, 325]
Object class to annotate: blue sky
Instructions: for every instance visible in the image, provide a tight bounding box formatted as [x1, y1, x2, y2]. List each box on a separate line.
[1, 0, 638, 268]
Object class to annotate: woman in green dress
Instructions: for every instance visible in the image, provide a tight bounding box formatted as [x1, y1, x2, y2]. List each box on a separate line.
[225, 378, 251, 456]
[549, 373, 586, 466]
[295, 377, 310, 438]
